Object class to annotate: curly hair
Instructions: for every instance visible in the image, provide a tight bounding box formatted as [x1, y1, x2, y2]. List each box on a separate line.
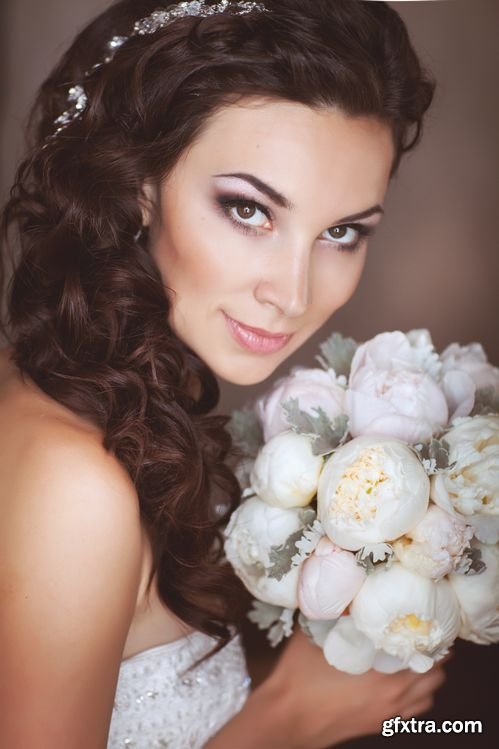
[0, 0, 435, 656]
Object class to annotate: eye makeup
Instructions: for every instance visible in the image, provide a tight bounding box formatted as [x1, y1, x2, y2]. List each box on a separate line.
[323, 223, 375, 253]
[215, 192, 273, 233]
[214, 191, 376, 252]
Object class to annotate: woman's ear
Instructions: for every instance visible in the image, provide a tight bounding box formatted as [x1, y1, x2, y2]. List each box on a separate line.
[140, 180, 157, 227]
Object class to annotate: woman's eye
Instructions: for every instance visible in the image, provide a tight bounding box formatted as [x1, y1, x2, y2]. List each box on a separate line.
[218, 196, 271, 232]
[229, 202, 270, 228]
[321, 223, 371, 252]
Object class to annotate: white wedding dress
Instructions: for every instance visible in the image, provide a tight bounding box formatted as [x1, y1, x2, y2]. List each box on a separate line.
[107, 629, 251, 748]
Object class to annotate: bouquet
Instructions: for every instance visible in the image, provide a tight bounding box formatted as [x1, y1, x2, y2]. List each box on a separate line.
[223, 329, 499, 674]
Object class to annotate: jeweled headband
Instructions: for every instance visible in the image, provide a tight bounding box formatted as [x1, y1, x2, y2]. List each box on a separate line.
[52, 0, 270, 137]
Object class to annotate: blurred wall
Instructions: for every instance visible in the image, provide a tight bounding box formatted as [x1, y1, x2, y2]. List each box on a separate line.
[1, 0, 498, 418]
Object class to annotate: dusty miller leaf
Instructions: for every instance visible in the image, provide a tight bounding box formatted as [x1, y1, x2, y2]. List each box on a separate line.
[226, 409, 264, 458]
[268, 608, 295, 647]
[461, 544, 487, 576]
[413, 438, 455, 475]
[247, 599, 285, 630]
[315, 332, 358, 377]
[358, 542, 393, 563]
[356, 543, 394, 574]
[470, 386, 499, 417]
[291, 519, 326, 567]
[248, 601, 295, 647]
[282, 398, 349, 456]
[282, 398, 332, 435]
[298, 507, 317, 527]
[267, 508, 317, 580]
[267, 527, 308, 581]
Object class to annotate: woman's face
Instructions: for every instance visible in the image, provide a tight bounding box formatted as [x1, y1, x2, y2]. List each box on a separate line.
[146, 98, 394, 385]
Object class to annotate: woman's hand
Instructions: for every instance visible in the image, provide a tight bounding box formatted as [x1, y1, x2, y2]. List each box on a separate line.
[205, 624, 449, 749]
[261, 627, 448, 749]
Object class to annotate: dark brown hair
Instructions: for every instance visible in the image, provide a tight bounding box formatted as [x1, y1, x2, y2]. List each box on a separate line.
[0, 0, 435, 655]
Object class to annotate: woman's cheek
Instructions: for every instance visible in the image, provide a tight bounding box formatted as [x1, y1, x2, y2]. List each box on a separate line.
[313, 252, 365, 317]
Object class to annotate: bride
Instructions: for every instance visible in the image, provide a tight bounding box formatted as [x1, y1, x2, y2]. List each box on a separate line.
[0, 1, 448, 747]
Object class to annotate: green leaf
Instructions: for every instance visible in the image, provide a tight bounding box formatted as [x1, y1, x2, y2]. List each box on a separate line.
[281, 398, 349, 456]
[226, 408, 264, 458]
[470, 386, 499, 417]
[315, 332, 358, 377]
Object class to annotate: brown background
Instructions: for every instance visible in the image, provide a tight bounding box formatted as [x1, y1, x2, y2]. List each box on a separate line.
[1, 1, 498, 746]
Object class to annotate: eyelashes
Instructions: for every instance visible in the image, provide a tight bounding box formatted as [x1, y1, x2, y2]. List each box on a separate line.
[216, 193, 272, 231]
[323, 223, 373, 250]
[215, 193, 374, 252]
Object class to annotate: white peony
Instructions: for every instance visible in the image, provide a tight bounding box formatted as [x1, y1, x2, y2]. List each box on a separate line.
[323, 616, 377, 675]
[430, 415, 499, 543]
[298, 537, 366, 620]
[350, 563, 461, 673]
[344, 330, 449, 443]
[323, 615, 413, 675]
[223, 496, 308, 608]
[255, 367, 346, 442]
[250, 430, 323, 509]
[449, 542, 499, 644]
[317, 435, 429, 551]
[393, 504, 474, 580]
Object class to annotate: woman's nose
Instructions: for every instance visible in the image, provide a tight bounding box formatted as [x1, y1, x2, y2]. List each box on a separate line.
[254, 245, 311, 318]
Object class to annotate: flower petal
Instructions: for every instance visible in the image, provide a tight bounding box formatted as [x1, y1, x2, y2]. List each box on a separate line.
[323, 616, 376, 674]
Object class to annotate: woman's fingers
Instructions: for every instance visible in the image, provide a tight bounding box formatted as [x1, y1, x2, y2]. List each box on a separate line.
[401, 666, 447, 704]
[400, 695, 435, 720]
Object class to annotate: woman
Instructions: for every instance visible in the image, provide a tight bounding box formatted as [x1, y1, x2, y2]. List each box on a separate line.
[0, 1, 448, 747]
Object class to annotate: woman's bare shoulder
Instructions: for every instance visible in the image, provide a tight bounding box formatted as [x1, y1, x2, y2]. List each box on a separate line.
[0, 347, 138, 515]
[0, 348, 144, 746]
[0, 345, 143, 595]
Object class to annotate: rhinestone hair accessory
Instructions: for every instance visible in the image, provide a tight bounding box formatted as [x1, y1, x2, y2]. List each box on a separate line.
[52, 1, 270, 137]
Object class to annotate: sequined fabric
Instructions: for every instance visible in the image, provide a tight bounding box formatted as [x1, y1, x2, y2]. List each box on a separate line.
[108, 630, 251, 748]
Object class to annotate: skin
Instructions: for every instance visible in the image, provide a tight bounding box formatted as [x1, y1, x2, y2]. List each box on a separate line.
[0, 97, 448, 748]
[144, 97, 395, 385]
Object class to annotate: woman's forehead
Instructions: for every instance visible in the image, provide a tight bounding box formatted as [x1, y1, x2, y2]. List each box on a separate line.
[168, 98, 395, 209]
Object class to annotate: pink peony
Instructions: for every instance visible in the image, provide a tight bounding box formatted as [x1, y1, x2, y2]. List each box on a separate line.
[255, 367, 346, 442]
[344, 331, 448, 443]
[298, 537, 366, 620]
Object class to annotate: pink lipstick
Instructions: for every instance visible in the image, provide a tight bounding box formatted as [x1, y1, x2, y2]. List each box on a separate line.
[224, 313, 292, 354]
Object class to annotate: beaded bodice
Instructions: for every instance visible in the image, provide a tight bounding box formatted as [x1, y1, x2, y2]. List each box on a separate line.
[107, 630, 251, 748]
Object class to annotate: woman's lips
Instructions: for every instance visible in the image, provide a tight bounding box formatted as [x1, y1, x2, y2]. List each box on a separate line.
[223, 313, 293, 354]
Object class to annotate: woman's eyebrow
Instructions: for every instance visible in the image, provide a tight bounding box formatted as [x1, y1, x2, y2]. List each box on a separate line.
[212, 172, 384, 223]
[336, 205, 384, 222]
[213, 172, 294, 210]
